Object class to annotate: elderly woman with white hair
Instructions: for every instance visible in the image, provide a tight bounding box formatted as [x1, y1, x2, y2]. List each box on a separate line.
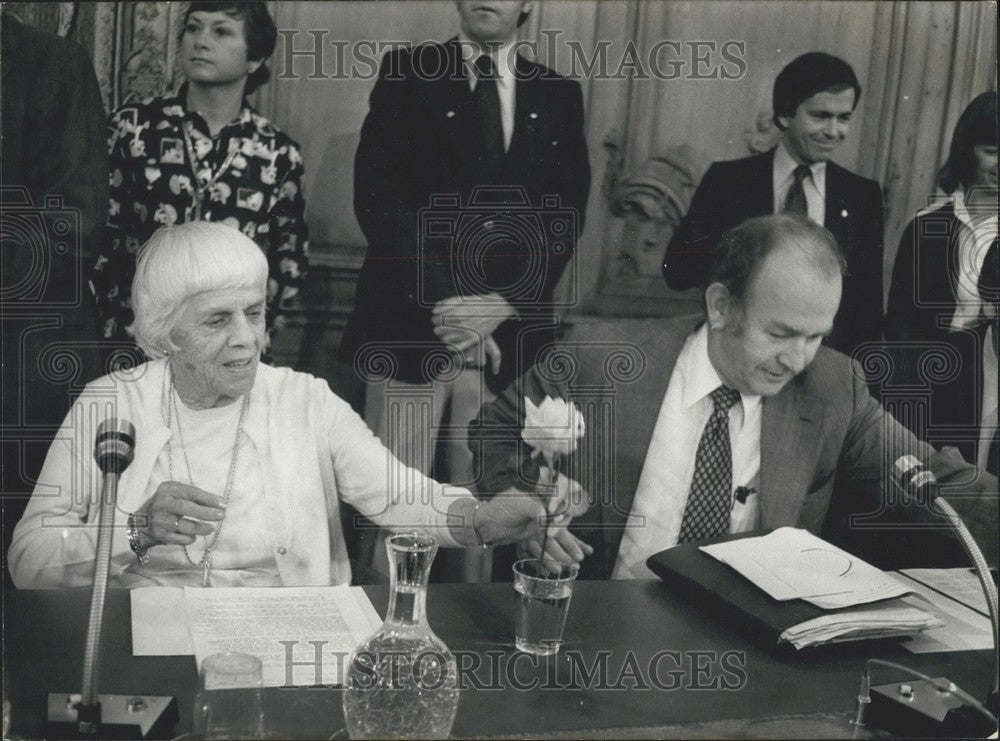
[8, 222, 590, 589]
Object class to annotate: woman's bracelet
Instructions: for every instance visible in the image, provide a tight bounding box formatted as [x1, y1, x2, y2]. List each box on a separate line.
[127, 513, 150, 566]
[471, 500, 490, 550]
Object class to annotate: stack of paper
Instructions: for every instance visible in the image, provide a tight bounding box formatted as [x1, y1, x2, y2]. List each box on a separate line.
[700, 528, 943, 648]
[779, 599, 943, 650]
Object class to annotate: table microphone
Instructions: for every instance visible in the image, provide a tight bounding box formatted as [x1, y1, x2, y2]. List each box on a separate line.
[47, 419, 178, 738]
[855, 455, 999, 736]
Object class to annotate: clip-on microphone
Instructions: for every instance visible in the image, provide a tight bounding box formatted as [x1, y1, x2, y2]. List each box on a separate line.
[46, 419, 179, 738]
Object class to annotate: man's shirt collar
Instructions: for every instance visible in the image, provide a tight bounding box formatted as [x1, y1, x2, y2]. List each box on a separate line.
[775, 139, 827, 192]
[457, 31, 518, 89]
[680, 324, 762, 428]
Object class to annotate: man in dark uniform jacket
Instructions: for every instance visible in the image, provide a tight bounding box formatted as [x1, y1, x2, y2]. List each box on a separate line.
[662, 52, 884, 359]
[341, 1, 590, 479]
[340, 1, 590, 579]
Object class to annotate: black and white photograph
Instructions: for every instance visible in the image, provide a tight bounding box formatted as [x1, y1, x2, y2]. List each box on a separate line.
[1, 1, 997, 737]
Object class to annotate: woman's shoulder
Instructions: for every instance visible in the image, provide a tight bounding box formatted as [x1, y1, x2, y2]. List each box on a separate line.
[72, 358, 166, 417]
[255, 364, 346, 409]
[910, 200, 957, 227]
[110, 92, 184, 125]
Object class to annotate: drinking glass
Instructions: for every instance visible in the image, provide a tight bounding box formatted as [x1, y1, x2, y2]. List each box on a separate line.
[192, 652, 265, 740]
[512, 558, 579, 655]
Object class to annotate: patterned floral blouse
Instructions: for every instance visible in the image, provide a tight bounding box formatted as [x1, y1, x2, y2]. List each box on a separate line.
[92, 85, 309, 344]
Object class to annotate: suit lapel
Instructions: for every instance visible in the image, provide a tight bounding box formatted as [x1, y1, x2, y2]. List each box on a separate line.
[600, 317, 703, 573]
[823, 162, 855, 250]
[743, 150, 776, 218]
[759, 379, 823, 528]
[508, 56, 543, 160]
[439, 39, 481, 182]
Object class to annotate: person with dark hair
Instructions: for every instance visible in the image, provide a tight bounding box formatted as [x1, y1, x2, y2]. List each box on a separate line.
[474, 214, 995, 579]
[886, 92, 998, 471]
[340, 1, 590, 579]
[91, 0, 308, 355]
[662, 52, 884, 360]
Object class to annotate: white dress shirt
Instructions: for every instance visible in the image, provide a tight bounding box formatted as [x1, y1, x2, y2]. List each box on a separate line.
[612, 325, 762, 579]
[773, 141, 826, 226]
[458, 32, 516, 152]
[949, 187, 998, 331]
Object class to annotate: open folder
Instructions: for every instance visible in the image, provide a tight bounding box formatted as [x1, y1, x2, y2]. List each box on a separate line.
[646, 530, 943, 650]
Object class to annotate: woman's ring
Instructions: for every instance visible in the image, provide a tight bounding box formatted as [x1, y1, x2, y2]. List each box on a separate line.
[174, 516, 181, 531]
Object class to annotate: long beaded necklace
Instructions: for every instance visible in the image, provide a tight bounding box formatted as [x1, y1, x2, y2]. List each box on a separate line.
[167, 368, 250, 587]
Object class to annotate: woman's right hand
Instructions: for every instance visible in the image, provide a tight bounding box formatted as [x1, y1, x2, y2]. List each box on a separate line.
[132, 481, 226, 549]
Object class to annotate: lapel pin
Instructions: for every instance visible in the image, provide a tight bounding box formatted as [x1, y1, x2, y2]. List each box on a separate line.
[529, 112, 538, 119]
[446, 110, 455, 118]
[841, 209, 848, 218]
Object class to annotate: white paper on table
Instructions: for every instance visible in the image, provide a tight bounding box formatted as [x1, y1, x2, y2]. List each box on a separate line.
[131, 586, 381, 667]
[131, 587, 193, 656]
[894, 573, 993, 653]
[700, 528, 909, 608]
[183, 586, 382, 687]
[899, 568, 991, 616]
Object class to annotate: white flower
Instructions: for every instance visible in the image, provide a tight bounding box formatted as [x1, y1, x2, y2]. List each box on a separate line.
[521, 395, 585, 462]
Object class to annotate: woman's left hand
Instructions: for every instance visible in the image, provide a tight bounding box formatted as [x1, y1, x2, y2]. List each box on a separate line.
[472, 494, 593, 570]
[521, 526, 593, 574]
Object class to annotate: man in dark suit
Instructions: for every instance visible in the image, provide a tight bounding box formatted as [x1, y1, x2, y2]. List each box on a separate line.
[475, 216, 995, 580]
[340, 1, 590, 577]
[342, 1, 589, 478]
[662, 52, 884, 359]
[1, 12, 108, 583]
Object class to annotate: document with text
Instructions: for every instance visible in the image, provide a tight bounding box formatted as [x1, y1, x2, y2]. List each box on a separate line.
[131, 586, 382, 686]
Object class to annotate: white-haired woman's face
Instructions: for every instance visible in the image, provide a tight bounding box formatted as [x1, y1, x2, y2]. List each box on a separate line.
[168, 285, 266, 409]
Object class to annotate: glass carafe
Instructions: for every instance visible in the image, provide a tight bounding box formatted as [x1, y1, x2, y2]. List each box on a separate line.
[342, 533, 459, 739]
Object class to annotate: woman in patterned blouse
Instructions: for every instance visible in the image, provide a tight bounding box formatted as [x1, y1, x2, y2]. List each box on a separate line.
[93, 0, 308, 351]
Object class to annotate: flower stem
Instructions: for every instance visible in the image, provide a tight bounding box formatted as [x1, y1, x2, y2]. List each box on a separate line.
[538, 453, 561, 576]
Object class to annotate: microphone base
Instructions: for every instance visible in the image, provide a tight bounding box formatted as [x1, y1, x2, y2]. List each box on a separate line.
[868, 678, 996, 738]
[47, 693, 178, 738]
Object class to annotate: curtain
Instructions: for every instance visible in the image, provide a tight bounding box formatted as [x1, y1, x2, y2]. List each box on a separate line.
[860, 0, 998, 304]
[9, 1, 997, 315]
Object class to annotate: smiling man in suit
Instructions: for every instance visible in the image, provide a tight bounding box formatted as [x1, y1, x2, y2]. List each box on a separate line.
[662, 52, 884, 359]
[341, 1, 590, 577]
[474, 215, 995, 580]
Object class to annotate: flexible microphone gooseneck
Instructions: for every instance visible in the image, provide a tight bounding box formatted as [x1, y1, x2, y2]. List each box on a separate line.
[46, 419, 177, 738]
[77, 419, 136, 730]
[892, 454, 999, 697]
[854, 455, 999, 736]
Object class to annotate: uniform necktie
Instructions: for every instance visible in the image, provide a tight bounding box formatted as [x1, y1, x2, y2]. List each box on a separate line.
[783, 164, 812, 216]
[677, 385, 741, 543]
[472, 55, 503, 178]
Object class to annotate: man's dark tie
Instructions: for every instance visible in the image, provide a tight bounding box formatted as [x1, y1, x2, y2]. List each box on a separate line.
[783, 164, 812, 215]
[677, 385, 741, 544]
[472, 54, 503, 179]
